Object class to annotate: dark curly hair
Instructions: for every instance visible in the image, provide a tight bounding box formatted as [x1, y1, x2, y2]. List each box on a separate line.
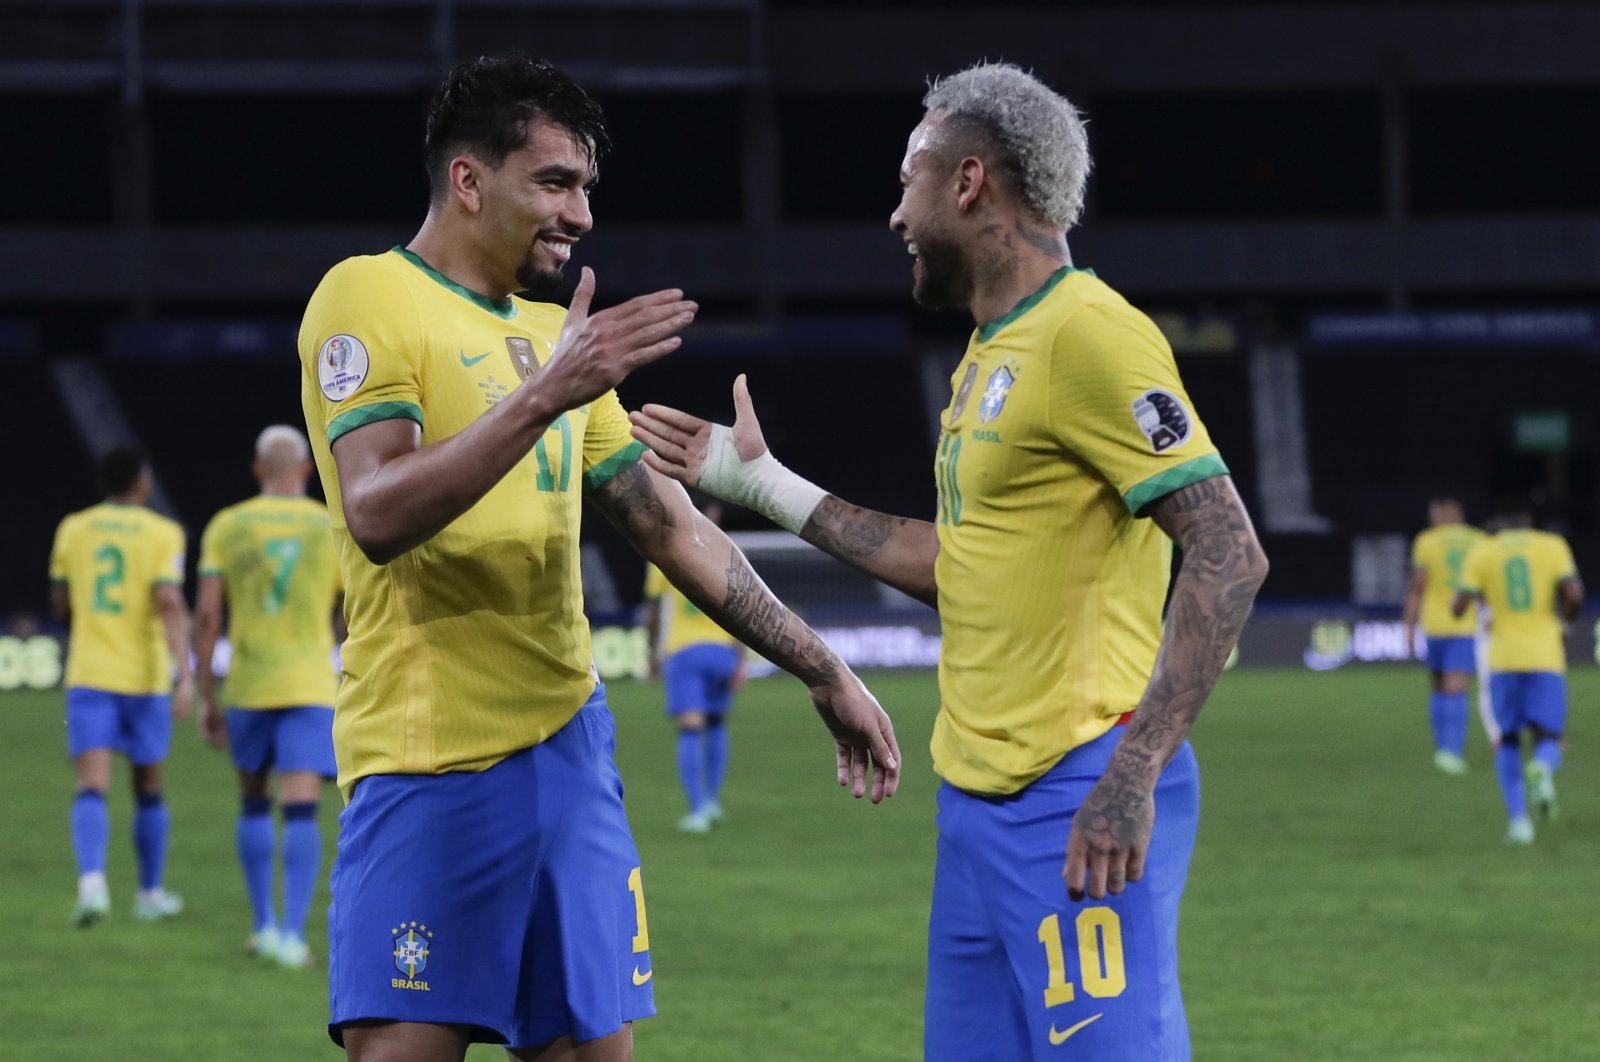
[424, 53, 611, 203]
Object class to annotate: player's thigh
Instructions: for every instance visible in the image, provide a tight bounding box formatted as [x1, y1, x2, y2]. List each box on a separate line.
[508, 1025, 632, 1062]
[274, 705, 337, 778]
[328, 754, 551, 1047]
[225, 708, 278, 774]
[65, 687, 120, 760]
[342, 1019, 472, 1062]
[1488, 673, 1526, 735]
[1525, 673, 1568, 736]
[977, 743, 1199, 1062]
[509, 694, 654, 1051]
[704, 646, 741, 714]
[121, 693, 172, 767]
[661, 652, 702, 716]
[924, 784, 1032, 1062]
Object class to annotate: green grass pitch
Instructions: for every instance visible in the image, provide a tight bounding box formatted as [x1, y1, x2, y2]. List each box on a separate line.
[2, 667, 1597, 1060]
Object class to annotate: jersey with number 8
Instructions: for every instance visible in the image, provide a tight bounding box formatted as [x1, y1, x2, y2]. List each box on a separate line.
[1460, 528, 1577, 673]
[199, 495, 341, 709]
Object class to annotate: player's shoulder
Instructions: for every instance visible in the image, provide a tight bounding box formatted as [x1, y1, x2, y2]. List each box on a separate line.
[1045, 272, 1167, 358]
[509, 297, 566, 328]
[304, 251, 413, 320]
[315, 249, 407, 290]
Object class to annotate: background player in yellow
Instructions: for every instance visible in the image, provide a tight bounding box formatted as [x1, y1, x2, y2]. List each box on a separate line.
[298, 55, 899, 1062]
[1453, 499, 1582, 844]
[49, 447, 191, 927]
[1402, 497, 1486, 774]
[642, 498, 746, 832]
[633, 62, 1269, 1061]
[194, 425, 342, 969]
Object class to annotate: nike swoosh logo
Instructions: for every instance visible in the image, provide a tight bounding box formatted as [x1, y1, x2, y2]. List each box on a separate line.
[1049, 1013, 1103, 1046]
[460, 350, 493, 367]
[632, 966, 653, 986]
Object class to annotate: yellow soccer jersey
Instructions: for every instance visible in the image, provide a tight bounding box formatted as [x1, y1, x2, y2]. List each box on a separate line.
[931, 268, 1227, 796]
[1460, 529, 1577, 673]
[49, 503, 185, 695]
[1411, 524, 1486, 637]
[644, 564, 738, 657]
[199, 495, 341, 710]
[299, 247, 646, 793]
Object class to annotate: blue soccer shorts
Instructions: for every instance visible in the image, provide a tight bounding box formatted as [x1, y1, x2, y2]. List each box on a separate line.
[326, 686, 654, 1049]
[662, 643, 741, 717]
[225, 705, 336, 777]
[65, 686, 172, 765]
[924, 727, 1201, 1062]
[1489, 671, 1566, 737]
[1425, 636, 1476, 674]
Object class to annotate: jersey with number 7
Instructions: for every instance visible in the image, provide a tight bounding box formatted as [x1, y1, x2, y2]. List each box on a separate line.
[199, 495, 341, 709]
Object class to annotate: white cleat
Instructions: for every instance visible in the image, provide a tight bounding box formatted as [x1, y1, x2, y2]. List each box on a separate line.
[1506, 816, 1535, 845]
[677, 811, 713, 834]
[133, 889, 184, 921]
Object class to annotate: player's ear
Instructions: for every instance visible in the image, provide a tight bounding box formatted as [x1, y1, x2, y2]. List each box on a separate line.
[449, 155, 483, 213]
[954, 156, 986, 214]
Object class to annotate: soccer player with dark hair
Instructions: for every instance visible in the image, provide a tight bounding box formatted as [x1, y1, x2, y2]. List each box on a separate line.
[1402, 497, 1487, 774]
[49, 447, 191, 926]
[193, 425, 342, 968]
[299, 53, 899, 1061]
[633, 62, 1269, 1060]
[1453, 499, 1583, 844]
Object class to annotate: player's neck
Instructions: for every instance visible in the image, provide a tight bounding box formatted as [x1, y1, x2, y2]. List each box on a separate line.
[105, 492, 144, 508]
[969, 246, 1072, 330]
[258, 481, 305, 498]
[406, 221, 516, 302]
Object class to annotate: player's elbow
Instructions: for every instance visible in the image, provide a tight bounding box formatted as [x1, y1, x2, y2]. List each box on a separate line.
[343, 504, 407, 566]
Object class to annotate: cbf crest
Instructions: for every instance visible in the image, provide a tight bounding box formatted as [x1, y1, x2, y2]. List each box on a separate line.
[391, 922, 433, 989]
[977, 366, 1016, 423]
[505, 337, 541, 381]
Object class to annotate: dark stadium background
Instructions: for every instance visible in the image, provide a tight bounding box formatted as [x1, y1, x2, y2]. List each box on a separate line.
[3, 0, 1597, 636]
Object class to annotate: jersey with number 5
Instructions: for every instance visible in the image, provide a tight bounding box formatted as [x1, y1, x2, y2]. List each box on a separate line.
[199, 495, 340, 709]
[49, 502, 185, 695]
[1461, 529, 1577, 673]
[299, 248, 647, 794]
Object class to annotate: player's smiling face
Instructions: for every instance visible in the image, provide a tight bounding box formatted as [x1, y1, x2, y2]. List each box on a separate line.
[890, 116, 973, 311]
[479, 116, 596, 295]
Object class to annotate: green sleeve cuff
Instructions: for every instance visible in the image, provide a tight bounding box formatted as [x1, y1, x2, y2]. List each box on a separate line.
[1123, 453, 1230, 516]
[197, 567, 222, 577]
[153, 577, 183, 586]
[328, 401, 424, 446]
[583, 440, 647, 491]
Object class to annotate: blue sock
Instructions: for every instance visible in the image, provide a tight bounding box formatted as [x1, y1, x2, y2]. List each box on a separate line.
[1428, 692, 1452, 752]
[676, 730, 704, 813]
[71, 790, 109, 876]
[280, 803, 321, 941]
[1441, 692, 1469, 756]
[133, 792, 169, 891]
[705, 721, 729, 804]
[1495, 742, 1527, 820]
[236, 798, 275, 933]
[1534, 739, 1563, 775]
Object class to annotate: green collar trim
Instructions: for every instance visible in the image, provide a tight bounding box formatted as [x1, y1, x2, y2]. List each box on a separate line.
[976, 266, 1094, 343]
[392, 246, 518, 320]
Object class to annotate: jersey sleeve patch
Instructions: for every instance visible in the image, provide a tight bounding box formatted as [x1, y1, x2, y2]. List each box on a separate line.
[327, 401, 424, 446]
[317, 334, 372, 402]
[582, 440, 647, 491]
[1122, 453, 1229, 516]
[1131, 389, 1192, 453]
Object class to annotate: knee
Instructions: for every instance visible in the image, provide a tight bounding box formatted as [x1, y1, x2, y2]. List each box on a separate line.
[131, 765, 163, 794]
[676, 712, 706, 733]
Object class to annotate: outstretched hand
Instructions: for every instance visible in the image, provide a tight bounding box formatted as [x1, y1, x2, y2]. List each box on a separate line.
[630, 373, 770, 487]
[808, 672, 901, 804]
[537, 267, 697, 412]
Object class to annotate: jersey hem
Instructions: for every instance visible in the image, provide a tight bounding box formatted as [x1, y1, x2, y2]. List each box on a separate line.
[1122, 453, 1229, 515]
[583, 440, 647, 491]
[328, 401, 425, 446]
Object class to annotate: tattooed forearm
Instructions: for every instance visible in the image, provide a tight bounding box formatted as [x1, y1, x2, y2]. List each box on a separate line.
[590, 463, 673, 547]
[799, 496, 940, 606]
[1113, 475, 1268, 780]
[711, 552, 841, 686]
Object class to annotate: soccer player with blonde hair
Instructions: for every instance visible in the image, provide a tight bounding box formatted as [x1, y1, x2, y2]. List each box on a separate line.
[194, 424, 342, 967]
[633, 61, 1268, 1060]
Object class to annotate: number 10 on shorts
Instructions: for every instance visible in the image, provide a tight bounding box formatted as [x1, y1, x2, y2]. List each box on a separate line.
[1037, 908, 1127, 1006]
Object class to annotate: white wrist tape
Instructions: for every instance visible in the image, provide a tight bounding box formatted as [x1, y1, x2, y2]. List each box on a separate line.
[699, 424, 826, 534]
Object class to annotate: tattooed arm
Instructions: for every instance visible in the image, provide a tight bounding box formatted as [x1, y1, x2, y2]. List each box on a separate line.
[1063, 475, 1268, 900]
[630, 374, 940, 605]
[589, 461, 901, 801]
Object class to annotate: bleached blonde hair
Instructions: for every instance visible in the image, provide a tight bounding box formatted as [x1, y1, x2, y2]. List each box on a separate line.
[923, 61, 1092, 230]
[255, 424, 310, 470]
